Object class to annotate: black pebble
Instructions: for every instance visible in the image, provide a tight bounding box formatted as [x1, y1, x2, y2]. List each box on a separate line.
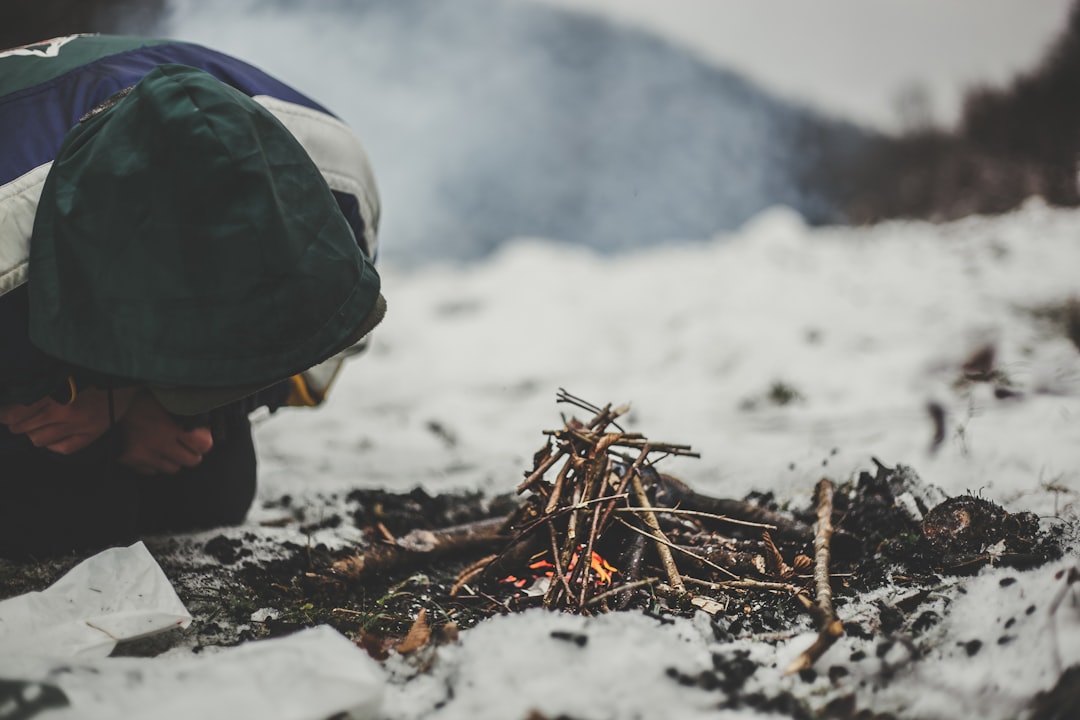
[550, 631, 588, 647]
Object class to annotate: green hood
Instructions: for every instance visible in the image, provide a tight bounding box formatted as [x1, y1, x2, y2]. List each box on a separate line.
[28, 64, 381, 403]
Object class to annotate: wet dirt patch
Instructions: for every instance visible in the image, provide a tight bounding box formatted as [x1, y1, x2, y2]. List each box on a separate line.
[0, 457, 1073, 720]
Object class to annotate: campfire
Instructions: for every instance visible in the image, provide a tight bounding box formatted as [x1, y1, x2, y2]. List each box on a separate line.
[329, 390, 1062, 671]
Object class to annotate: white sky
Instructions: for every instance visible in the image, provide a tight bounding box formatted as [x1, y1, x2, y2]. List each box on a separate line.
[529, 0, 1076, 130]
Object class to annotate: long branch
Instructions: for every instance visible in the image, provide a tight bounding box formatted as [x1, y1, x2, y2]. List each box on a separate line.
[616, 517, 739, 581]
[629, 469, 687, 593]
[786, 478, 844, 674]
[616, 506, 777, 531]
[653, 471, 812, 541]
[333, 516, 509, 580]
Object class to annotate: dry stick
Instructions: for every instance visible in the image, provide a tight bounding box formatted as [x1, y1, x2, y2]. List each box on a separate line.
[472, 517, 549, 585]
[332, 516, 508, 580]
[595, 445, 653, 534]
[555, 389, 610, 420]
[545, 451, 587, 575]
[588, 405, 627, 430]
[567, 492, 630, 509]
[563, 486, 582, 568]
[576, 401, 627, 438]
[671, 543, 769, 578]
[585, 577, 660, 608]
[574, 437, 615, 539]
[613, 523, 741, 581]
[655, 472, 812, 541]
[606, 439, 700, 457]
[566, 450, 611, 607]
[516, 445, 566, 494]
[523, 399, 630, 496]
[544, 455, 573, 514]
[500, 491, 629, 597]
[547, 430, 700, 458]
[450, 553, 499, 596]
[810, 479, 839, 624]
[476, 590, 512, 615]
[563, 437, 617, 598]
[615, 507, 777, 531]
[545, 459, 580, 610]
[556, 388, 603, 412]
[683, 575, 807, 596]
[576, 484, 628, 604]
[574, 444, 648, 608]
[786, 478, 844, 674]
[578, 493, 607, 609]
[543, 518, 575, 609]
[623, 479, 686, 594]
[515, 491, 630, 539]
[556, 390, 630, 433]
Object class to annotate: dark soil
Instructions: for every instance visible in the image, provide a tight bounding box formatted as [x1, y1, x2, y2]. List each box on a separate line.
[0, 461, 1067, 673]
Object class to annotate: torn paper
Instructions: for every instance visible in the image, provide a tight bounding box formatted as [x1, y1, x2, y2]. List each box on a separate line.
[0, 541, 190, 658]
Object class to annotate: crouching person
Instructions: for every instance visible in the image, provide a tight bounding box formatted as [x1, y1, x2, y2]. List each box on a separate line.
[0, 35, 384, 558]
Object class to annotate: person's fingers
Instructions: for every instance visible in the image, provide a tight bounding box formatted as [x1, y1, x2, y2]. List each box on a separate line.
[117, 448, 153, 475]
[118, 442, 191, 475]
[44, 433, 97, 455]
[26, 423, 97, 454]
[3, 400, 56, 432]
[0, 397, 50, 423]
[124, 456, 183, 476]
[24, 423, 71, 449]
[162, 440, 205, 469]
[178, 427, 214, 455]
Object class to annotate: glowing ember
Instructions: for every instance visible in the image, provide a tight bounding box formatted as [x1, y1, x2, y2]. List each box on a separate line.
[500, 547, 618, 591]
[576, 549, 617, 586]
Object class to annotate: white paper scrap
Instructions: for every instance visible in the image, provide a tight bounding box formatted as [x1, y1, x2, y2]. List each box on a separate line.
[0, 626, 384, 720]
[0, 541, 191, 658]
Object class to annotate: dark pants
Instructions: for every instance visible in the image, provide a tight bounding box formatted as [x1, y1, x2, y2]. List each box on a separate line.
[0, 408, 256, 560]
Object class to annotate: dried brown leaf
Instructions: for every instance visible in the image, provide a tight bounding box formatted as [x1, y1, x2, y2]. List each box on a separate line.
[398, 608, 431, 654]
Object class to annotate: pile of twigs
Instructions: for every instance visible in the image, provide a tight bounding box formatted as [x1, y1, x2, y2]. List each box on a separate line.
[506, 391, 702, 610]
[447, 390, 845, 670]
[333, 390, 847, 670]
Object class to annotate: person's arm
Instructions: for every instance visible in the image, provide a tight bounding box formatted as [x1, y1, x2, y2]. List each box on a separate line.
[117, 390, 213, 475]
[0, 387, 137, 455]
[0, 385, 214, 475]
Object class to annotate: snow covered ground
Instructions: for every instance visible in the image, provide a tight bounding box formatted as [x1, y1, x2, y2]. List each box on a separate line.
[257, 200, 1080, 520]
[245, 200, 1080, 719]
[5, 201, 1080, 720]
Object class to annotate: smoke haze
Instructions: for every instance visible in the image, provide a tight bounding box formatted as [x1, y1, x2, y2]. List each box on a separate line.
[163, 0, 871, 264]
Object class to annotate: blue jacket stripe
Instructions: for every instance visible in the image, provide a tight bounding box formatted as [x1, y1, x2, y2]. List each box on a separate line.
[0, 41, 331, 185]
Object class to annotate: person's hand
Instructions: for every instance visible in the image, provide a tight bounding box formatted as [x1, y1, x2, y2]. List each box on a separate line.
[118, 391, 214, 475]
[0, 387, 138, 454]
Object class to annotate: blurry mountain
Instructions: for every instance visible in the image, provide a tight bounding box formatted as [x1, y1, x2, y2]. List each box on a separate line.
[846, 1, 1080, 223]
[13, 0, 1074, 263]
[2, 0, 164, 49]
[163, 0, 876, 263]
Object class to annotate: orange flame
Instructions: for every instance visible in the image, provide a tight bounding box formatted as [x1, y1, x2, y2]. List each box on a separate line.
[500, 547, 618, 589]
[588, 550, 617, 585]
